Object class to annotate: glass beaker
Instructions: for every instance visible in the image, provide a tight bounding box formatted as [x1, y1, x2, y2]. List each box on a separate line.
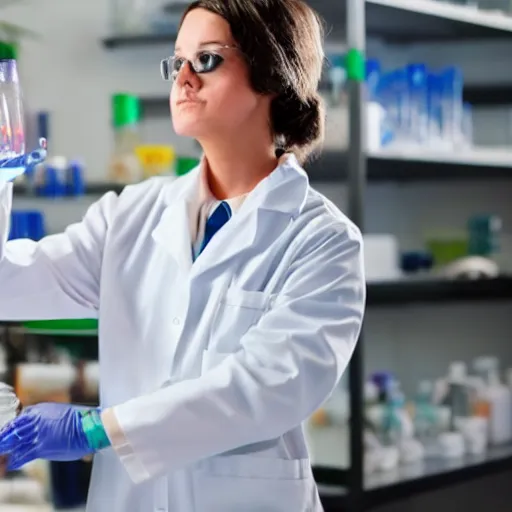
[0, 382, 20, 430]
[0, 59, 24, 158]
[0, 58, 26, 182]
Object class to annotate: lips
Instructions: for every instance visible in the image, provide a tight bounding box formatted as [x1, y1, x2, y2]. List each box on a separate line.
[177, 98, 203, 106]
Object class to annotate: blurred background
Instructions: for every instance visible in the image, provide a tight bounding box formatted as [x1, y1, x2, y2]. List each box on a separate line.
[1, 0, 512, 511]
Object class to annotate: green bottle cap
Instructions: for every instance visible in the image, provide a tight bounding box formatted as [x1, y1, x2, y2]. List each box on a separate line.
[112, 93, 140, 127]
[0, 42, 17, 60]
[176, 156, 200, 176]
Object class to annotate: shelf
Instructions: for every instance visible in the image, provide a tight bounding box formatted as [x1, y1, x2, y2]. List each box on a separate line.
[464, 84, 512, 106]
[362, 0, 512, 42]
[102, 33, 177, 49]
[10, 146, 512, 198]
[102, 1, 512, 48]
[367, 277, 512, 306]
[364, 443, 512, 508]
[13, 182, 126, 197]
[309, 148, 512, 182]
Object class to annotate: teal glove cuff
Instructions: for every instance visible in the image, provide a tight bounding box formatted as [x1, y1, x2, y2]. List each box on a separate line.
[80, 409, 111, 451]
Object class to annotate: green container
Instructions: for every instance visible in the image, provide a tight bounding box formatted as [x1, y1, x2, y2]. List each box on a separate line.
[426, 238, 468, 266]
[176, 156, 200, 176]
[112, 93, 140, 128]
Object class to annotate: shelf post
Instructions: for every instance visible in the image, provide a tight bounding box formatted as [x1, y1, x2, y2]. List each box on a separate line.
[346, 0, 366, 510]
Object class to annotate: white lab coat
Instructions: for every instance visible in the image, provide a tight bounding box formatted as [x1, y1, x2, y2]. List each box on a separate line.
[0, 155, 366, 512]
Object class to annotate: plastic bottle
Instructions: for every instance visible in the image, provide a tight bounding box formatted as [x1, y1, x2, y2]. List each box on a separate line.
[406, 63, 429, 148]
[474, 357, 512, 445]
[392, 69, 409, 148]
[365, 59, 381, 103]
[414, 381, 438, 441]
[440, 66, 464, 150]
[443, 361, 471, 429]
[427, 72, 443, 149]
[108, 93, 143, 184]
[327, 54, 346, 107]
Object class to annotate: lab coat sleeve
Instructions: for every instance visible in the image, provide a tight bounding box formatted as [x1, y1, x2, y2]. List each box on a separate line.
[104, 221, 366, 483]
[0, 181, 117, 320]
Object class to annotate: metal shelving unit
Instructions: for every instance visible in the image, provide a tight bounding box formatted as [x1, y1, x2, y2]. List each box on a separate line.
[334, 1, 512, 511]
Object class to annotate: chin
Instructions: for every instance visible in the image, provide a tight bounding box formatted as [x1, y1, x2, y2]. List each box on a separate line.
[172, 118, 210, 139]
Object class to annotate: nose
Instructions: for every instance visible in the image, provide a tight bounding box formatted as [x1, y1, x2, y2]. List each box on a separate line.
[175, 60, 201, 90]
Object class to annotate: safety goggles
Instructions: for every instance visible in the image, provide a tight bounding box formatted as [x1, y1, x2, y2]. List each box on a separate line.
[160, 45, 239, 82]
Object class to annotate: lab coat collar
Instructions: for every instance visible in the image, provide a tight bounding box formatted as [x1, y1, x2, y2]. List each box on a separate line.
[152, 152, 309, 275]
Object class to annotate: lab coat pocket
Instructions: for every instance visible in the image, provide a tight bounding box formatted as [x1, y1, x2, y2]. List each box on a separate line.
[194, 454, 314, 512]
[210, 288, 269, 352]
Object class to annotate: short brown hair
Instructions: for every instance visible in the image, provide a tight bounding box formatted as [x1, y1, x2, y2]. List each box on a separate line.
[181, 0, 325, 163]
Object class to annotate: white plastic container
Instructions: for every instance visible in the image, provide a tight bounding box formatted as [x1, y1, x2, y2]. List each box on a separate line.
[474, 357, 512, 445]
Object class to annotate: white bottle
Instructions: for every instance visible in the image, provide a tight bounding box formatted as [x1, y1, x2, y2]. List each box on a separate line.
[474, 357, 512, 445]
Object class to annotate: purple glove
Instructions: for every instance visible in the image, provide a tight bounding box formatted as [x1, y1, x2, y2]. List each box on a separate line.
[0, 403, 111, 471]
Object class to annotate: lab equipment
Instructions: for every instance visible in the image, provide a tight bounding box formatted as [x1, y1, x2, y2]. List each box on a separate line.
[8, 210, 45, 241]
[427, 72, 443, 148]
[0, 59, 24, 163]
[135, 145, 176, 178]
[108, 93, 143, 184]
[400, 251, 434, 275]
[0, 139, 47, 183]
[363, 234, 402, 281]
[442, 256, 499, 280]
[327, 54, 346, 107]
[468, 214, 502, 258]
[440, 66, 464, 150]
[373, 62, 470, 152]
[406, 64, 428, 148]
[0, 384, 19, 430]
[443, 362, 471, 429]
[438, 431, 465, 458]
[0, 58, 46, 182]
[473, 357, 512, 445]
[66, 160, 85, 196]
[413, 381, 438, 442]
[0, 403, 109, 471]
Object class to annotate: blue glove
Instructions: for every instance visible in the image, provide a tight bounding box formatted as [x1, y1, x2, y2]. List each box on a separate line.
[0, 403, 111, 471]
[0, 138, 47, 183]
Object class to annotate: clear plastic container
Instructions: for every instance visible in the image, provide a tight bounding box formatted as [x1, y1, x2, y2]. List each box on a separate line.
[440, 67, 464, 150]
[406, 64, 429, 148]
[109, 93, 143, 184]
[0, 383, 20, 430]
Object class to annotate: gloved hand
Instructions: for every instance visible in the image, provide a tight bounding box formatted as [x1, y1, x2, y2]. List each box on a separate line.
[0, 403, 111, 471]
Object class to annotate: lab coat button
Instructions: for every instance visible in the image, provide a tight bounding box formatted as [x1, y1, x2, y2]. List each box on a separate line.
[173, 317, 180, 325]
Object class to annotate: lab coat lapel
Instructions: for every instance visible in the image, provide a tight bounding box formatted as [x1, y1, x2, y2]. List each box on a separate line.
[151, 170, 201, 272]
[191, 154, 309, 278]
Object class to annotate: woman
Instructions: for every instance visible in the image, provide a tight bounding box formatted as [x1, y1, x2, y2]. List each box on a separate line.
[0, 1, 365, 510]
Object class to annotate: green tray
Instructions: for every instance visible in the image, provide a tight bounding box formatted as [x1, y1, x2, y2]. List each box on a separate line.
[21, 318, 98, 337]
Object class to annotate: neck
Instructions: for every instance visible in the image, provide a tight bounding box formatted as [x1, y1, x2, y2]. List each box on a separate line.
[199, 137, 279, 200]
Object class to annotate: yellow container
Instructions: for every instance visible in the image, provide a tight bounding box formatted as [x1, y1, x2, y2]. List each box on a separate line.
[135, 145, 176, 178]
